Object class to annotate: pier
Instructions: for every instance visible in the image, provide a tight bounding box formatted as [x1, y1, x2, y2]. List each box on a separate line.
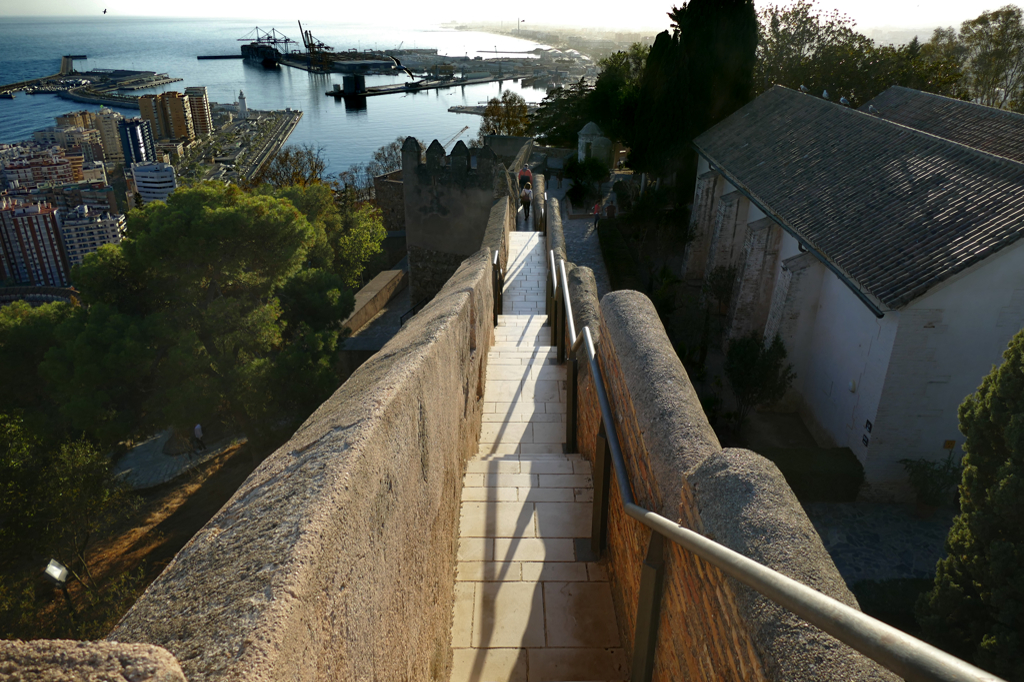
[325, 74, 515, 100]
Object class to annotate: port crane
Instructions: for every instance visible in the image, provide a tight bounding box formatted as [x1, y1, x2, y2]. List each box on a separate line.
[442, 126, 470, 150]
[238, 27, 297, 53]
[298, 21, 335, 72]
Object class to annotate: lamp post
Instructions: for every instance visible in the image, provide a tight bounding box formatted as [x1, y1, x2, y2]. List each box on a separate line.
[44, 559, 77, 626]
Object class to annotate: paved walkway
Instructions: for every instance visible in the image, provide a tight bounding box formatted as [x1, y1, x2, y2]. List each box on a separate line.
[450, 232, 626, 682]
[544, 176, 612, 300]
[113, 430, 242, 489]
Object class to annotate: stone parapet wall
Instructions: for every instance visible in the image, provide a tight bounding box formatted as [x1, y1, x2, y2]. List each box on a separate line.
[373, 169, 404, 232]
[106, 250, 496, 682]
[0, 639, 186, 682]
[575, 291, 897, 682]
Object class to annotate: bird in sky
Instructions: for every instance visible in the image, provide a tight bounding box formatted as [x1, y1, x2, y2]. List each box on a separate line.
[103, 8, 107, 13]
[387, 55, 414, 79]
[868, 105, 879, 114]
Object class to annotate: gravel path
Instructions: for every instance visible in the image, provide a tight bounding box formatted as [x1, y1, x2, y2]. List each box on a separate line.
[803, 502, 955, 584]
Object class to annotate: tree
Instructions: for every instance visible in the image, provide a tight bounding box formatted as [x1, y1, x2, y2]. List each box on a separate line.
[479, 90, 530, 139]
[249, 143, 329, 189]
[631, 0, 758, 193]
[960, 5, 1024, 110]
[917, 330, 1024, 679]
[724, 331, 795, 428]
[755, 2, 966, 104]
[529, 78, 594, 147]
[590, 43, 650, 144]
[0, 302, 75, 439]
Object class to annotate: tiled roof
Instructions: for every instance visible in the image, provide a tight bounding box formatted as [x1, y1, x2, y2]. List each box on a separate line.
[693, 86, 1024, 310]
[861, 86, 1024, 164]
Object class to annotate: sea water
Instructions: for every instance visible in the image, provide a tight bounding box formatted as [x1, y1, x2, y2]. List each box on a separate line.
[0, 16, 551, 170]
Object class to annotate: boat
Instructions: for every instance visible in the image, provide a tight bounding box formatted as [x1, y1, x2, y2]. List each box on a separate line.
[0, 91, 14, 99]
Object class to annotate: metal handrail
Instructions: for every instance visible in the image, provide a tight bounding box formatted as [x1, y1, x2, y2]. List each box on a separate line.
[549, 251, 1002, 682]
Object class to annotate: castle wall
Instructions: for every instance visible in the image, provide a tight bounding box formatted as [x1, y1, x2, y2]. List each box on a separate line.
[373, 168, 405, 232]
[569, 289, 898, 682]
[107, 249, 497, 682]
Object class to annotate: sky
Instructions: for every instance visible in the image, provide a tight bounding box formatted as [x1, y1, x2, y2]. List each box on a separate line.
[0, 0, 1008, 32]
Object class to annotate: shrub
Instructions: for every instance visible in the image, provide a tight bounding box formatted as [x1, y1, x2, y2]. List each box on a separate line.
[724, 331, 795, 428]
[917, 329, 1024, 678]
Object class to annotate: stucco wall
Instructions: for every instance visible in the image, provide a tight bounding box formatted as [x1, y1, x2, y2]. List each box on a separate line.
[869, 237, 1024, 485]
[107, 249, 497, 682]
[579, 291, 896, 682]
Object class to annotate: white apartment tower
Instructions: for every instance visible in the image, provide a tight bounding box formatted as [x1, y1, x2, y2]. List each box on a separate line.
[184, 86, 213, 138]
[59, 205, 127, 267]
[131, 162, 178, 205]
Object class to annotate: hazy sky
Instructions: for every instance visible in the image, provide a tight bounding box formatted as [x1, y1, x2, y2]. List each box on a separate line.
[0, 0, 1008, 32]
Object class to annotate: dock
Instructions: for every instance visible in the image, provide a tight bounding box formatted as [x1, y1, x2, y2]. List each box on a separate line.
[449, 104, 540, 116]
[326, 74, 515, 100]
[198, 55, 245, 60]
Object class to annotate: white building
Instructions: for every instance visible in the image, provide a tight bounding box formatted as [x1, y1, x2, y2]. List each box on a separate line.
[59, 204, 126, 267]
[687, 85, 1024, 495]
[131, 162, 177, 205]
[238, 90, 248, 120]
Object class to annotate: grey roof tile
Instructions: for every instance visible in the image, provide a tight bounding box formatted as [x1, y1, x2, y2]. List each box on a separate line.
[694, 86, 1024, 310]
[861, 86, 1024, 163]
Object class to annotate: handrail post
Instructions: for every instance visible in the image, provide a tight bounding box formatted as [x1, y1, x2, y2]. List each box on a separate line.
[591, 426, 611, 555]
[632, 531, 665, 682]
[561, 286, 569, 360]
[565, 349, 578, 451]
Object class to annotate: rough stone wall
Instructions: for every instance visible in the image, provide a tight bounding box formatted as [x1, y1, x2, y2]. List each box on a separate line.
[409, 245, 474, 304]
[108, 250, 496, 682]
[402, 137, 499, 301]
[0, 640, 186, 682]
[682, 170, 721, 280]
[373, 169, 404, 232]
[545, 197, 567, 265]
[576, 291, 898, 682]
[703, 191, 750, 281]
[530, 173, 545, 233]
[726, 217, 783, 342]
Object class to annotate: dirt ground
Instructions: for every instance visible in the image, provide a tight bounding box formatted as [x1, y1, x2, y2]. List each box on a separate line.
[88, 442, 271, 588]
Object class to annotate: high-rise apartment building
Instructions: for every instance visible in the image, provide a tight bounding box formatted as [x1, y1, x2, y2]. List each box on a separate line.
[131, 162, 177, 205]
[0, 199, 71, 286]
[119, 118, 156, 166]
[139, 91, 196, 142]
[59, 204, 126, 267]
[55, 110, 97, 129]
[95, 108, 125, 164]
[1, 155, 75, 190]
[184, 86, 213, 138]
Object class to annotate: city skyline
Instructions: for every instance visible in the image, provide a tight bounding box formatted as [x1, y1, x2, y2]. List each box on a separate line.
[0, 0, 1010, 33]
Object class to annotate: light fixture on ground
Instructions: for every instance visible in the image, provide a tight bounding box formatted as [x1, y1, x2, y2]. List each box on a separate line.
[44, 558, 77, 621]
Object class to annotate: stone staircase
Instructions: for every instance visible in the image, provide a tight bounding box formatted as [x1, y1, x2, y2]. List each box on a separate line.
[449, 232, 626, 682]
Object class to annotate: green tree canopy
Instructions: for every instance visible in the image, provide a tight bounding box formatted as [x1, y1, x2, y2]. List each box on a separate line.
[918, 330, 1024, 679]
[479, 90, 530, 138]
[755, 1, 965, 104]
[528, 78, 595, 148]
[960, 5, 1024, 109]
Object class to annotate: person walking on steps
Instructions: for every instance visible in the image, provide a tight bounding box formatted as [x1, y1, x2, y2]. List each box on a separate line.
[593, 200, 602, 228]
[518, 165, 532, 190]
[520, 182, 533, 227]
[194, 423, 206, 452]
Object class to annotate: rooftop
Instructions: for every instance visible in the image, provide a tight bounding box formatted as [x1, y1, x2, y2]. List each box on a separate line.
[693, 85, 1024, 310]
[861, 86, 1024, 164]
